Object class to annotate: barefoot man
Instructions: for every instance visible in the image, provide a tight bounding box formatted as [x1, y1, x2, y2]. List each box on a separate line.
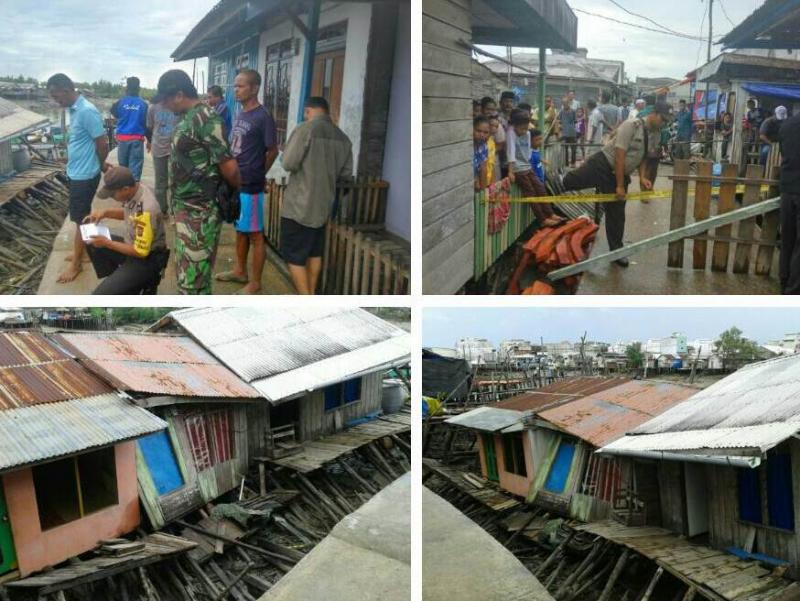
[47, 73, 109, 283]
[215, 69, 278, 293]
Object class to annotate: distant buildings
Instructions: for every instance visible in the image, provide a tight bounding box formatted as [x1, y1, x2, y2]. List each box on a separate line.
[455, 338, 497, 366]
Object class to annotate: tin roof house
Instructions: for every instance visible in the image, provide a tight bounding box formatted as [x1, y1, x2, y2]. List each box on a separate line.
[600, 353, 800, 572]
[445, 377, 696, 522]
[0, 98, 48, 180]
[422, 0, 578, 293]
[52, 331, 263, 530]
[150, 307, 412, 474]
[0, 331, 166, 578]
[172, 0, 411, 245]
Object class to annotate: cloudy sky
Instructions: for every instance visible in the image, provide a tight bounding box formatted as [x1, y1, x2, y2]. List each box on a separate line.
[0, 0, 218, 87]
[480, 0, 764, 80]
[423, 308, 798, 347]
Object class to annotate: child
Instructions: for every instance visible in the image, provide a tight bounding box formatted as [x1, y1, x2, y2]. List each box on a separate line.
[530, 129, 545, 185]
[575, 107, 587, 160]
[508, 113, 562, 226]
[473, 115, 490, 190]
[487, 116, 502, 184]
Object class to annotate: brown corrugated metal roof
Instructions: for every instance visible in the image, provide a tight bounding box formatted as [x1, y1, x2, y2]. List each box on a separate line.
[0, 332, 113, 410]
[536, 380, 697, 448]
[496, 377, 631, 412]
[54, 332, 259, 399]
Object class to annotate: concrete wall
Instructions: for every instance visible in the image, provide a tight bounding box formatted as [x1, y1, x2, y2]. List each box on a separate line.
[422, 0, 474, 294]
[3, 443, 139, 576]
[382, 1, 411, 241]
[259, 2, 372, 175]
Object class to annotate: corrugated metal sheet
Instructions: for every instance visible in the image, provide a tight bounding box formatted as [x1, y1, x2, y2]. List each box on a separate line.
[446, 406, 524, 432]
[0, 392, 167, 472]
[497, 377, 631, 412]
[165, 308, 410, 401]
[0, 332, 113, 410]
[0, 98, 49, 143]
[54, 332, 259, 398]
[603, 354, 800, 457]
[537, 380, 697, 448]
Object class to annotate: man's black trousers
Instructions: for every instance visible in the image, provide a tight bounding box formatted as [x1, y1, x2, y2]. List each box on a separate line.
[88, 238, 168, 295]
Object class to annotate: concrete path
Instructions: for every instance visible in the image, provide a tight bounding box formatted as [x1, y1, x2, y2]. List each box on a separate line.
[422, 486, 554, 601]
[37, 148, 294, 295]
[576, 163, 780, 295]
[259, 474, 410, 601]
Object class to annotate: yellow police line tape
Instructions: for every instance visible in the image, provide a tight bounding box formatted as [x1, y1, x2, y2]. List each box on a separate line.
[483, 185, 772, 204]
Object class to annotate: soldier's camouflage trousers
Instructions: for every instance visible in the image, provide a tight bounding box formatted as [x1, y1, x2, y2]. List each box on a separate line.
[174, 206, 222, 294]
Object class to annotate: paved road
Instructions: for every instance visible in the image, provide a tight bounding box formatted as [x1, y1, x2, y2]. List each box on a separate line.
[38, 148, 295, 295]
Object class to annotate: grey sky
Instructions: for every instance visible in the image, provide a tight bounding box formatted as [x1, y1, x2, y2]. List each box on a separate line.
[0, 0, 217, 88]
[479, 0, 764, 80]
[423, 308, 798, 347]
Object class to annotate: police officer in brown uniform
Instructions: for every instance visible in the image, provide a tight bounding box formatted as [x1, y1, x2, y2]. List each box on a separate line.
[560, 102, 672, 266]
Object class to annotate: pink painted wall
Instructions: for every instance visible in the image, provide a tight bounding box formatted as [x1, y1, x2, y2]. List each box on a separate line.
[494, 434, 535, 499]
[2, 442, 140, 576]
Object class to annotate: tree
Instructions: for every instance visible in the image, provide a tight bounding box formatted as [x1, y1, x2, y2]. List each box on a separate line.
[715, 326, 761, 371]
[626, 342, 644, 370]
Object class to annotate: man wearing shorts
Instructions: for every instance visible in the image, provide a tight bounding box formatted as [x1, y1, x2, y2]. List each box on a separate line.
[281, 96, 352, 294]
[215, 69, 278, 294]
[47, 73, 109, 283]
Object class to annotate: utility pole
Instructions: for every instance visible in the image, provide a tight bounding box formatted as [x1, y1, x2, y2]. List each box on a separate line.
[704, 0, 713, 158]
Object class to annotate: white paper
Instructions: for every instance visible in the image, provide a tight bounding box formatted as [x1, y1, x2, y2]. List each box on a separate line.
[80, 223, 112, 243]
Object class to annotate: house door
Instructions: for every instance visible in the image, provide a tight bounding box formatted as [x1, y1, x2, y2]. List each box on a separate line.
[545, 440, 576, 494]
[311, 50, 345, 125]
[684, 462, 709, 537]
[0, 482, 17, 575]
[482, 434, 499, 482]
[138, 431, 185, 496]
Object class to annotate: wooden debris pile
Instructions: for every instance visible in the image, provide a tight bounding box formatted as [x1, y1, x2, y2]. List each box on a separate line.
[3, 433, 411, 601]
[0, 161, 69, 294]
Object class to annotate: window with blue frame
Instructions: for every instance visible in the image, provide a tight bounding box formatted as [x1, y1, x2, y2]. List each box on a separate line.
[737, 448, 795, 531]
[324, 378, 362, 411]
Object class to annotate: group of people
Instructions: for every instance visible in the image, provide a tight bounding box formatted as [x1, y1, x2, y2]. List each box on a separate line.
[48, 69, 352, 295]
[473, 88, 673, 265]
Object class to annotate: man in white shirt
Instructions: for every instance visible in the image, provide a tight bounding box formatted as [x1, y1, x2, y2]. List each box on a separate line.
[587, 99, 603, 146]
[628, 99, 646, 121]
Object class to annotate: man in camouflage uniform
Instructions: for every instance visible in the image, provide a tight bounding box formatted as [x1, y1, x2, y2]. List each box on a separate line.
[156, 70, 241, 294]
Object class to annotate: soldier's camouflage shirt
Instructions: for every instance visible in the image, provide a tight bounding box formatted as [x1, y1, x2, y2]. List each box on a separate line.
[170, 102, 232, 213]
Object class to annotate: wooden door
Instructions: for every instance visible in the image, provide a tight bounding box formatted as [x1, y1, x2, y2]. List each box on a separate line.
[138, 431, 185, 496]
[311, 49, 345, 125]
[545, 440, 576, 494]
[0, 482, 17, 575]
[482, 434, 499, 482]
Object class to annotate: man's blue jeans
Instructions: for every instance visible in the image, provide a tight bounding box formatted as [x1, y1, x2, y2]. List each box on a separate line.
[117, 139, 145, 181]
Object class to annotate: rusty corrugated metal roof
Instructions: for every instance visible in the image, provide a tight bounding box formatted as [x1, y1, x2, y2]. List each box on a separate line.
[537, 380, 697, 448]
[0, 331, 113, 410]
[54, 332, 259, 398]
[497, 377, 631, 412]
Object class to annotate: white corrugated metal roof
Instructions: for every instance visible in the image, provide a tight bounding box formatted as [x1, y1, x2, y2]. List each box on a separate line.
[0, 98, 49, 143]
[0, 393, 167, 472]
[601, 354, 800, 458]
[165, 307, 410, 401]
[446, 406, 523, 432]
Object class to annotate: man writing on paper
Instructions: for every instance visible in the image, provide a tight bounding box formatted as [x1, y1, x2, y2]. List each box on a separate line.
[82, 166, 168, 294]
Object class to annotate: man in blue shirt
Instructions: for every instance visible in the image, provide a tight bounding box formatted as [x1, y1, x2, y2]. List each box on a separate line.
[674, 99, 693, 160]
[111, 77, 148, 181]
[207, 85, 232, 140]
[47, 73, 109, 283]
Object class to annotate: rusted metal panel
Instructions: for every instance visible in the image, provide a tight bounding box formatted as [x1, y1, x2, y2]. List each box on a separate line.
[497, 377, 631, 412]
[537, 380, 696, 448]
[54, 332, 259, 398]
[0, 392, 167, 472]
[0, 331, 68, 367]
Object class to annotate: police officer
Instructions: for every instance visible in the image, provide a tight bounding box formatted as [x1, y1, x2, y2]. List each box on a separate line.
[560, 101, 672, 266]
[156, 69, 241, 294]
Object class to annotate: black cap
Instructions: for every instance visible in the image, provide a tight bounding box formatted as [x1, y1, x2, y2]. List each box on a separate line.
[652, 101, 673, 121]
[501, 91, 516, 100]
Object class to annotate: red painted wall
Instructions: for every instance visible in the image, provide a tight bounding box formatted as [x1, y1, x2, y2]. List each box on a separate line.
[2, 442, 140, 576]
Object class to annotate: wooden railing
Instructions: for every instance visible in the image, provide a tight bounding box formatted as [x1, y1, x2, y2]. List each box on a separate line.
[667, 160, 780, 277]
[265, 423, 298, 459]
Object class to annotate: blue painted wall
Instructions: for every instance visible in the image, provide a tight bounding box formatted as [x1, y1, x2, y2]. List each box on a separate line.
[208, 34, 262, 120]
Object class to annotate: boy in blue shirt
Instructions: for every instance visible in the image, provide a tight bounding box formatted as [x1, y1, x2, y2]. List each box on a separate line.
[530, 129, 545, 185]
[111, 77, 148, 181]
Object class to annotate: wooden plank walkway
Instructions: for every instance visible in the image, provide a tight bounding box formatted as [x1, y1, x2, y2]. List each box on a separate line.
[5, 533, 196, 595]
[0, 161, 63, 206]
[422, 458, 521, 512]
[269, 410, 411, 473]
[575, 520, 800, 601]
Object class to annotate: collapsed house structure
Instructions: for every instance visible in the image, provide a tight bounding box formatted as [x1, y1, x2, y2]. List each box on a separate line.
[600, 353, 800, 573]
[445, 377, 696, 520]
[0, 331, 166, 578]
